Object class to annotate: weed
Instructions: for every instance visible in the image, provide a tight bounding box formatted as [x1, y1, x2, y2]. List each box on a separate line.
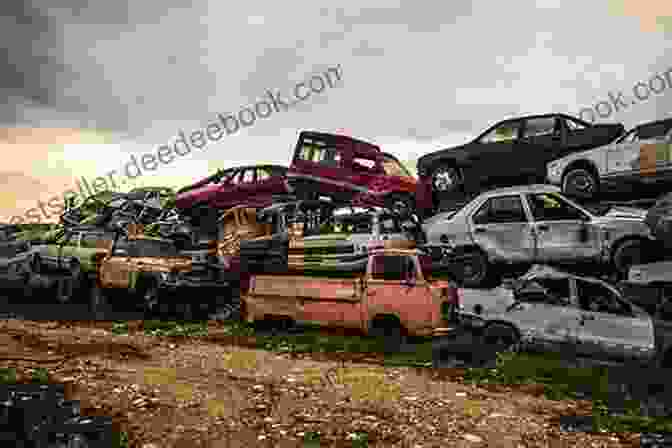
[111, 321, 129, 335]
[31, 367, 49, 383]
[303, 431, 321, 447]
[0, 367, 17, 384]
[347, 431, 369, 448]
[143, 320, 208, 337]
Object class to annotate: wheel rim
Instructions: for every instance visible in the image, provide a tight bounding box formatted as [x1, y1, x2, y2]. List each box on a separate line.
[433, 168, 459, 192]
[569, 172, 595, 195]
[143, 285, 159, 312]
[462, 254, 486, 283]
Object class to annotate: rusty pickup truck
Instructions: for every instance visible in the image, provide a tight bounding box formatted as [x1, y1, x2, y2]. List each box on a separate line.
[242, 248, 458, 348]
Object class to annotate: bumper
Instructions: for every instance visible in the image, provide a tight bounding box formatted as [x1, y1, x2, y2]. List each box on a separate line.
[289, 256, 368, 272]
[161, 278, 230, 290]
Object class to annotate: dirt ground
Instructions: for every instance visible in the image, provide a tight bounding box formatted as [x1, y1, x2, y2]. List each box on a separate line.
[0, 318, 645, 448]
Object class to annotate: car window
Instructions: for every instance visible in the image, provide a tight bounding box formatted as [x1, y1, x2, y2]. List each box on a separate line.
[638, 122, 672, 140]
[575, 279, 631, 315]
[564, 117, 588, 132]
[257, 167, 272, 182]
[370, 255, 416, 281]
[523, 117, 559, 138]
[229, 170, 243, 185]
[526, 193, 589, 221]
[241, 169, 255, 183]
[472, 195, 527, 225]
[382, 155, 412, 177]
[478, 121, 521, 144]
[517, 278, 571, 305]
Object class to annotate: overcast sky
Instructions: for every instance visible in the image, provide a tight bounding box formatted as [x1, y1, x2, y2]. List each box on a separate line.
[0, 0, 671, 221]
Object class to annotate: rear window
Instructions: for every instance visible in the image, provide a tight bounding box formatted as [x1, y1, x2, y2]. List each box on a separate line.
[370, 255, 416, 281]
[296, 138, 344, 167]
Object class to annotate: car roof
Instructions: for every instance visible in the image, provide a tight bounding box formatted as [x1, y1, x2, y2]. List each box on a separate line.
[477, 184, 561, 198]
[298, 131, 381, 155]
[223, 164, 288, 172]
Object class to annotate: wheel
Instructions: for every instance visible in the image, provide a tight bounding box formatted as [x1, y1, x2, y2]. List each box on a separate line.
[89, 283, 109, 319]
[562, 168, 599, 200]
[459, 250, 493, 288]
[55, 261, 82, 304]
[138, 279, 160, 316]
[481, 323, 519, 365]
[369, 316, 405, 353]
[612, 238, 647, 277]
[431, 164, 462, 196]
[385, 193, 415, 218]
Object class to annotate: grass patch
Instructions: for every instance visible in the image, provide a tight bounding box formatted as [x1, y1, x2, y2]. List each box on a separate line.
[111, 321, 129, 335]
[143, 320, 208, 337]
[0, 367, 17, 384]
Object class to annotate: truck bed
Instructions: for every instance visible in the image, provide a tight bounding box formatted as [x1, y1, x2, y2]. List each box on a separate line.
[250, 275, 362, 300]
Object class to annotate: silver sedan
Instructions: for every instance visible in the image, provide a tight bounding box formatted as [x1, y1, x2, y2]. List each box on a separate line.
[457, 265, 657, 367]
[422, 184, 653, 287]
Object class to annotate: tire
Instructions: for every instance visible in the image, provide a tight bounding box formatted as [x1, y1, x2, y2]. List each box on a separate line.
[431, 164, 462, 196]
[385, 193, 416, 218]
[89, 283, 109, 319]
[459, 250, 492, 288]
[138, 279, 160, 317]
[370, 316, 405, 353]
[481, 323, 519, 365]
[612, 238, 647, 278]
[562, 167, 599, 200]
[55, 261, 82, 304]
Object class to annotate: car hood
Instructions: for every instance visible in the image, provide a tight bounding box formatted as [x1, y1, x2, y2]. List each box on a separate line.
[458, 286, 516, 316]
[595, 206, 647, 221]
[417, 143, 472, 171]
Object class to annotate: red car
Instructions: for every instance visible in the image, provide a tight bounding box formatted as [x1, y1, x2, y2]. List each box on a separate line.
[287, 131, 417, 215]
[175, 165, 292, 212]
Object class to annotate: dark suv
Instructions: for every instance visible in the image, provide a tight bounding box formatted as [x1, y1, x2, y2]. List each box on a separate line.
[416, 113, 625, 216]
[287, 131, 417, 215]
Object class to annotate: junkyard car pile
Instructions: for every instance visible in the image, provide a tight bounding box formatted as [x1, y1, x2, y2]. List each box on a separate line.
[4, 117, 672, 366]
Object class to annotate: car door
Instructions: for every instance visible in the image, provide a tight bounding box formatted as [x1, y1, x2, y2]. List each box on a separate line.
[296, 276, 360, 328]
[516, 116, 565, 179]
[469, 194, 536, 262]
[603, 129, 642, 183]
[563, 115, 608, 151]
[471, 119, 523, 184]
[573, 278, 656, 364]
[635, 125, 672, 182]
[365, 254, 434, 330]
[525, 192, 600, 262]
[507, 276, 582, 357]
[294, 138, 350, 198]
